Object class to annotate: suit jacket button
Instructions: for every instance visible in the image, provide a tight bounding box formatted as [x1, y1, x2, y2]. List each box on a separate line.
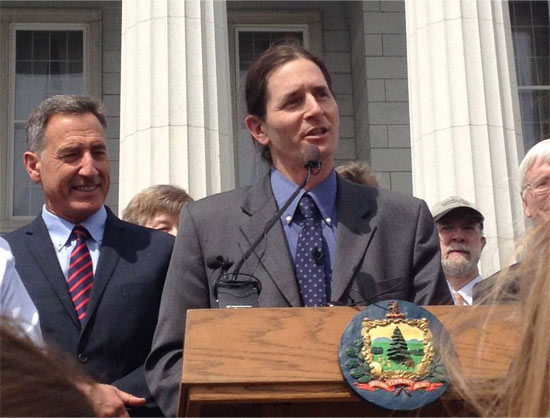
[78, 353, 89, 363]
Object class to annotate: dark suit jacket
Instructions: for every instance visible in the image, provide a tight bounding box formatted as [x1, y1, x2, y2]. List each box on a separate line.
[4, 207, 174, 416]
[473, 262, 520, 304]
[145, 174, 451, 416]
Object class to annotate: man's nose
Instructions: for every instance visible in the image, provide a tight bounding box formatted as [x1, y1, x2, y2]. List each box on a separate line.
[450, 228, 466, 241]
[79, 152, 99, 176]
[304, 94, 322, 117]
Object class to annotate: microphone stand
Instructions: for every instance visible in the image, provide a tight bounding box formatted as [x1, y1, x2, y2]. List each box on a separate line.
[230, 162, 320, 278]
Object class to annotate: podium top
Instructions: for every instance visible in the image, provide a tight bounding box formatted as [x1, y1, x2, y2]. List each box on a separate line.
[182, 305, 520, 385]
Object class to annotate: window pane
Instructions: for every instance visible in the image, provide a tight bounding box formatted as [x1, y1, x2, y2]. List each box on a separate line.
[510, 1, 533, 27]
[33, 31, 49, 61]
[16, 31, 32, 60]
[531, 1, 550, 26]
[509, 1, 549, 151]
[519, 90, 550, 148]
[12, 29, 85, 216]
[68, 31, 83, 60]
[50, 31, 67, 60]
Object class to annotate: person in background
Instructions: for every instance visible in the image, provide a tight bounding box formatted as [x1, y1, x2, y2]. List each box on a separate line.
[474, 138, 549, 302]
[336, 161, 379, 187]
[122, 184, 193, 236]
[3, 95, 174, 417]
[444, 219, 549, 417]
[0, 237, 42, 345]
[431, 197, 486, 306]
[1, 321, 96, 417]
[145, 40, 451, 416]
[519, 138, 550, 223]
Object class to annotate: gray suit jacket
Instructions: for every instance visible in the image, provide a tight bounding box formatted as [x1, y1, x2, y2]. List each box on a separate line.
[4, 207, 174, 416]
[145, 174, 451, 416]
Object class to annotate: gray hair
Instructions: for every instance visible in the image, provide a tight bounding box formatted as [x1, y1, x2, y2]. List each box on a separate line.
[519, 139, 550, 196]
[25, 95, 107, 154]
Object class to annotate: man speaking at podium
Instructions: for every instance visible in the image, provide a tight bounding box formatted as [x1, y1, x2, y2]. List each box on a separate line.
[145, 41, 451, 416]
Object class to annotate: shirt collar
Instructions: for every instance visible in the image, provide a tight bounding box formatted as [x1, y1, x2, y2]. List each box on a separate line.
[41, 205, 107, 252]
[270, 168, 337, 225]
[452, 275, 483, 305]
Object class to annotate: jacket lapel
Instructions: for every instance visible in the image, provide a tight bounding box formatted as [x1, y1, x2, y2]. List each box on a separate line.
[331, 177, 378, 302]
[82, 208, 122, 329]
[238, 174, 301, 306]
[26, 217, 80, 328]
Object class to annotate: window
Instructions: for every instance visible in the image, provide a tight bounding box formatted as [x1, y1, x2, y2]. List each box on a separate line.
[0, 9, 100, 231]
[228, 11, 321, 187]
[509, 1, 550, 151]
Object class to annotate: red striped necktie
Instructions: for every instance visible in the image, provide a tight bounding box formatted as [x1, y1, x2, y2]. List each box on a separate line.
[68, 225, 94, 324]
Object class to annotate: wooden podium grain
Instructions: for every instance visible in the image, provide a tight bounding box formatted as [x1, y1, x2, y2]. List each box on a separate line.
[179, 305, 519, 416]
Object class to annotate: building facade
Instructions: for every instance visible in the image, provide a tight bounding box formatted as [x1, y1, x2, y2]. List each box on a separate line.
[1, 0, 548, 276]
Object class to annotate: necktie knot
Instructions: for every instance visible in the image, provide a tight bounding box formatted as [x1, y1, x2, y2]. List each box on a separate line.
[73, 225, 90, 240]
[454, 292, 467, 306]
[299, 194, 319, 220]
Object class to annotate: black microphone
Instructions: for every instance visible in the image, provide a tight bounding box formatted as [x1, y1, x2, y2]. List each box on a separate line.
[206, 255, 234, 272]
[312, 247, 325, 266]
[214, 144, 322, 308]
[303, 143, 322, 173]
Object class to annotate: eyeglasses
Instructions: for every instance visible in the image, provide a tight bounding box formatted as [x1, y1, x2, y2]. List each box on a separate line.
[524, 176, 550, 196]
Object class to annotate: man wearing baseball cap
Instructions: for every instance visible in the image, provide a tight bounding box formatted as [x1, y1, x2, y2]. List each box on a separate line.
[432, 196, 486, 305]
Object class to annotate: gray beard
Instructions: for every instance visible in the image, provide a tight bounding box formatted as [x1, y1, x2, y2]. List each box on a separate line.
[442, 256, 477, 277]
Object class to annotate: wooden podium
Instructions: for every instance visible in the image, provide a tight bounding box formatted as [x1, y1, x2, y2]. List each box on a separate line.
[179, 305, 519, 416]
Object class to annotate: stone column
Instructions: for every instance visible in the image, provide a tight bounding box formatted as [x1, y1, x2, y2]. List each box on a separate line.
[119, 0, 234, 208]
[405, 0, 525, 275]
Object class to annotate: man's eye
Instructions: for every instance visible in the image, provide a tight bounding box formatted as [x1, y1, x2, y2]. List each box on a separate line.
[534, 177, 550, 188]
[284, 98, 300, 108]
[61, 153, 79, 161]
[93, 150, 107, 158]
[317, 90, 329, 99]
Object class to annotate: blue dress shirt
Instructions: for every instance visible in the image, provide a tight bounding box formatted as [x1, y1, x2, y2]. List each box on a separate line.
[271, 169, 338, 299]
[41, 206, 107, 280]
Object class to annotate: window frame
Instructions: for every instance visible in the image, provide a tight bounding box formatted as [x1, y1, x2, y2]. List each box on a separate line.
[0, 9, 101, 232]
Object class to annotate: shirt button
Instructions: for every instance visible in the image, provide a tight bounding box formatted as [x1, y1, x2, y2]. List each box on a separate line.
[77, 353, 89, 363]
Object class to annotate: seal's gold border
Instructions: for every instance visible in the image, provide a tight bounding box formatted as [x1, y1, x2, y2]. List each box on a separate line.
[360, 318, 434, 379]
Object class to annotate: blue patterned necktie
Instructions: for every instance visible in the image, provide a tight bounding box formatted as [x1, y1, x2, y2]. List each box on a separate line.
[68, 225, 94, 324]
[295, 194, 327, 307]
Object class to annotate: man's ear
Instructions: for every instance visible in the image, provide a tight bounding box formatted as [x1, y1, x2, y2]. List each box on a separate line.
[24, 151, 42, 184]
[481, 235, 487, 249]
[245, 115, 270, 146]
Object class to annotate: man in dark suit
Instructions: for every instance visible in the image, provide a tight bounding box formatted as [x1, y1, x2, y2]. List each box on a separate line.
[145, 42, 451, 416]
[4, 95, 173, 417]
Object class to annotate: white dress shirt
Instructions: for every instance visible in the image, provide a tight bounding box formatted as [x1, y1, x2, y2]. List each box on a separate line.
[0, 237, 43, 345]
[450, 275, 483, 305]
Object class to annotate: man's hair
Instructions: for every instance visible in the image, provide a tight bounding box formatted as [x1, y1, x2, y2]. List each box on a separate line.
[336, 161, 379, 187]
[26, 95, 107, 154]
[122, 184, 193, 226]
[245, 40, 333, 163]
[519, 138, 550, 196]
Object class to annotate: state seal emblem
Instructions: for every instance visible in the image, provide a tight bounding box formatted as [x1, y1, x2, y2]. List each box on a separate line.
[339, 300, 452, 410]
